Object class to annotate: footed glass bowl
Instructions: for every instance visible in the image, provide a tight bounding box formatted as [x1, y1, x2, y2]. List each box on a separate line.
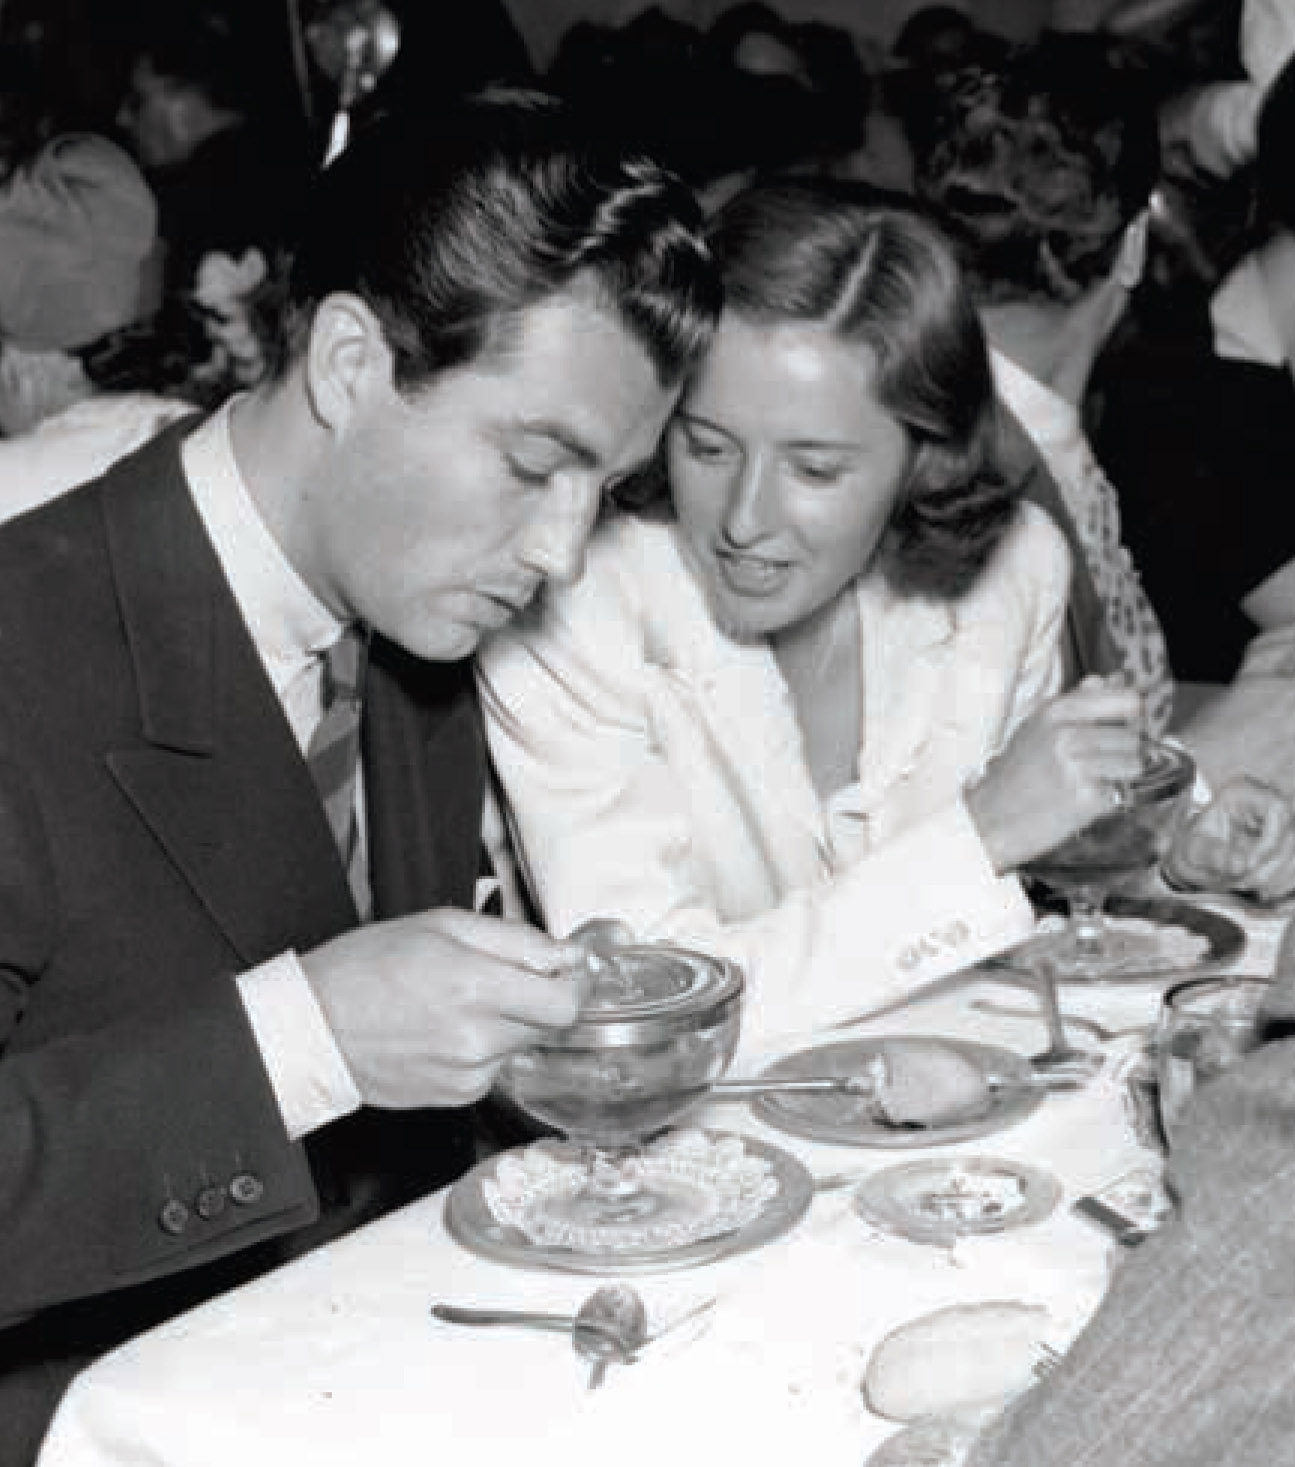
[495, 943, 743, 1148]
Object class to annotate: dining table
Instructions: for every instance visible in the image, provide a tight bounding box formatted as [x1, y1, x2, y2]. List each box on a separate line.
[36, 894, 1288, 1467]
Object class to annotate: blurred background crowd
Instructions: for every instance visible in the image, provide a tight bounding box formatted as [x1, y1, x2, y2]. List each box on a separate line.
[3, 0, 1295, 692]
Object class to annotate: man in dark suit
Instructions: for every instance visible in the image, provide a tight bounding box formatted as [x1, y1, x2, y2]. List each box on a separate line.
[0, 94, 718, 1463]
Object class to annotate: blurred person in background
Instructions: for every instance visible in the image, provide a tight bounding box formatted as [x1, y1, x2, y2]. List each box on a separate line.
[115, 2, 312, 301]
[0, 131, 196, 513]
[913, 35, 1295, 896]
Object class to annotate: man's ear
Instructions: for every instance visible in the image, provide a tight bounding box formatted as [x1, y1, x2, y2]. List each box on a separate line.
[302, 292, 391, 432]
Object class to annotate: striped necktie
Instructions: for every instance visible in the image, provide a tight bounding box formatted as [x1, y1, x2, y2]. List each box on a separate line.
[307, 626, 371, 918]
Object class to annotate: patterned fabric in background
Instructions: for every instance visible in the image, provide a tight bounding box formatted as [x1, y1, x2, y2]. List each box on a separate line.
[992, 350, 1174, 735]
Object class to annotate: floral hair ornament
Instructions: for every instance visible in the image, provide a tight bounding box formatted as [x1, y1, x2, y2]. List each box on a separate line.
[192, 247, 270, 388]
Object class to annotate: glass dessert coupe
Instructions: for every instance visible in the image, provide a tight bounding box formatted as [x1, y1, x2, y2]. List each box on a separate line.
[490, 942, 749, 1248]
[1015, 738, 1195, 1078]
[1023, 739, 1195, 976]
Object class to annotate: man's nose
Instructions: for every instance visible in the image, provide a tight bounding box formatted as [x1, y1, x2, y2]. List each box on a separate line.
[520, 475, 602, 586]
[721, 454, 776, 547]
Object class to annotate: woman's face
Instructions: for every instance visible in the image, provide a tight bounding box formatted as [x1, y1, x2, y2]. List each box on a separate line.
[667, 313, 912, 641]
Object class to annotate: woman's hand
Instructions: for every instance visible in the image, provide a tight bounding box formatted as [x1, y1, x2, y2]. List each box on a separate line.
[1164, 777, 1295, 905]
[965, 677, 1145, 875]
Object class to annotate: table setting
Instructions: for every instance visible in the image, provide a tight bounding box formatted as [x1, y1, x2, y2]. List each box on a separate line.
[36, 737, 1293, 1467]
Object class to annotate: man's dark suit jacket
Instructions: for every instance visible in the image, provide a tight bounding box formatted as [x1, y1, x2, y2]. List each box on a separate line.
[0, 423, 482, 1463]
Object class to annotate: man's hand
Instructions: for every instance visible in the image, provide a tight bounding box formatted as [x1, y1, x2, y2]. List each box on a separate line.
[1178, 673, 1295, 800]
[966, 677, 1145, 875]
[301, 909, 590, 1109]
[1164, 777, 1295, 905]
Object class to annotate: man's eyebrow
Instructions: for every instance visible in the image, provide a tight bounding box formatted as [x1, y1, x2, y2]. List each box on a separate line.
[511, 419, 600, 467]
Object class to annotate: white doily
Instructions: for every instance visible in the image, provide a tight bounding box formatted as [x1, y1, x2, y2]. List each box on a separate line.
[483, 1130, 780, 1254]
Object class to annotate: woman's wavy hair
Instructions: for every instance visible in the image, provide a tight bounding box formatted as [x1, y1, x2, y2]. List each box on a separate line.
[691, 177, 1015, 600]
[911, 35, 1160, 306]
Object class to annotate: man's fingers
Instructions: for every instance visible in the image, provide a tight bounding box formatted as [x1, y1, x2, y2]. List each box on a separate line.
[462, 950, 589, 1031]
[428, 907, 586, 973]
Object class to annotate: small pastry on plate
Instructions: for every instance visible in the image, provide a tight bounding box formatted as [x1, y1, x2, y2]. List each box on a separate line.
[864, 1038, 994, 1127]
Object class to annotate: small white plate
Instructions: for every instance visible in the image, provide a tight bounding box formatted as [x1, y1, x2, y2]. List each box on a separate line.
[852, 1155, 1061, 1246]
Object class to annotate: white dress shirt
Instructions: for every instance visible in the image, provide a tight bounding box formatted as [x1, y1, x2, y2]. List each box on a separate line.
[181, 403, 363, 1139]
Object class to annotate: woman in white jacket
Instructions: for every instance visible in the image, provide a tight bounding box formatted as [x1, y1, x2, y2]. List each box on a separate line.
[478, 180, 1143, 1060]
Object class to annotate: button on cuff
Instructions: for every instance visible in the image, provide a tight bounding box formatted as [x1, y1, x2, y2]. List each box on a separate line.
[229, 1172, 265, 1206]
[195, 1185, 228, 1221]
[158, 1199, 190, 1236]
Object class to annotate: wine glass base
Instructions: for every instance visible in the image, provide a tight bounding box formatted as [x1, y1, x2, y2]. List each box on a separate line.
[1024, 920, 1173, 982]
[1028, 1048, 1103, 1088]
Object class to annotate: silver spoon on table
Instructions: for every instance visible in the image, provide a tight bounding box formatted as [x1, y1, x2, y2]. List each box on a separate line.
[432, 1284, 649, 1389]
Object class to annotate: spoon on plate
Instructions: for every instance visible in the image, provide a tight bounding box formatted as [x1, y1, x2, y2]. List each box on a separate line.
[432, 1284, 649, 1388]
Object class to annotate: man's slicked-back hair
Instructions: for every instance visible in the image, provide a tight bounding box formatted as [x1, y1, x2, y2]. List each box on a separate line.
[706, 177, 1015, 600]
[271, 90, 720, 390]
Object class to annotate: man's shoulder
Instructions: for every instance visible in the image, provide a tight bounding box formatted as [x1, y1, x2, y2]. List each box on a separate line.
[0, 412, 196, 548]
[0, 421, 197, 643]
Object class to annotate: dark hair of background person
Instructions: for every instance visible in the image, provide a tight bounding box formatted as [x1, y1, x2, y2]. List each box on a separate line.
[911, 33, 1161, 307]
[891, 4, 985, 70]
[544, 4, 868, 189]
[698, 177, 1015, 600]
[0, 41, 60, 181]
[271, 91, 721, 394]
[1256, 52, 1295, 233]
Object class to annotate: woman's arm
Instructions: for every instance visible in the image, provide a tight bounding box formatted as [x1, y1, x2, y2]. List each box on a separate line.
[477, 519, 1075, 1060]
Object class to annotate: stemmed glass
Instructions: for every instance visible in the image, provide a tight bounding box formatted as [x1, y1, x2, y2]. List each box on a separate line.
[1016, 739, 1196, 1080]
[493, 944, 744, 1241]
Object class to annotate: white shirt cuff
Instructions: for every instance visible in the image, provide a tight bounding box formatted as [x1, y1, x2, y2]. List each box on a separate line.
[235, 951, 363, 1140]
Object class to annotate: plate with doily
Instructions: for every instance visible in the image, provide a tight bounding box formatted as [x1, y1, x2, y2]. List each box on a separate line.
[444, 1128, 813, 1274]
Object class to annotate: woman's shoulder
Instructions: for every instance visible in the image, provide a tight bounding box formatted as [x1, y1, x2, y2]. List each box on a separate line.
[553, 511, 689, 612]
[484, 512, 688, 664]
[976, 499, 1071, 599]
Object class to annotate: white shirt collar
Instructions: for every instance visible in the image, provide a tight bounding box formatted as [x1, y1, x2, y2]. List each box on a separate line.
[180, 398, 344, 687]
[989, 348, 1084, 462]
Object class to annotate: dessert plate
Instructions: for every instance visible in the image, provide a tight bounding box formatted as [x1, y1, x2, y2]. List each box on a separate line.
[444, 1128, 813, 1275]
[852, 1155, 1060, 1246]
[749, 1036, 1042, 1148]
[989, 896, 1246, 985]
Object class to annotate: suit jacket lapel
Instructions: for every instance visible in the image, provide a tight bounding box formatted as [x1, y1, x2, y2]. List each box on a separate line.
[100, 434, 356, 966]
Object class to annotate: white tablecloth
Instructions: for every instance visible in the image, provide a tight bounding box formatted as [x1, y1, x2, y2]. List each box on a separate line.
[37, 901, 1285, 1467]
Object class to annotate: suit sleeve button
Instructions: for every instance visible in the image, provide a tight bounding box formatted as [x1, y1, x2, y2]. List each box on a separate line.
[158, 1198, 190, 1235]
[229, 1172, 265, 1206]
[195, 1185, 228, 1220]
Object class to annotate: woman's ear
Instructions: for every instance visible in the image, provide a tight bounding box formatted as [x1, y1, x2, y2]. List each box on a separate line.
[301, 291, 391, 432]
